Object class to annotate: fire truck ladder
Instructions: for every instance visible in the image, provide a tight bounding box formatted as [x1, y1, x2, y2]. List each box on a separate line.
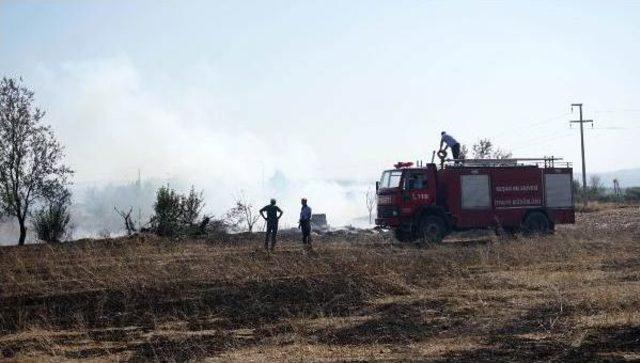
[443, 157, 569, 168]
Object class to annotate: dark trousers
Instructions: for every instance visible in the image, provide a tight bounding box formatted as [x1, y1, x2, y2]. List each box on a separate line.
[300, 220, 311, 245]
[451, 143, 461, 160]
[265, 223, 278, 250]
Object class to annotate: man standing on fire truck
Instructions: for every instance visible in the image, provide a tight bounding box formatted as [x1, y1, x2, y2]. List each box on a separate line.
[440, 131, 461, 160]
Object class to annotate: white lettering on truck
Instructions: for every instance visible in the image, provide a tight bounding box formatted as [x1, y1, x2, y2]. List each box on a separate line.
[495, 185, 538, 192]
[495, 198, 542, 207]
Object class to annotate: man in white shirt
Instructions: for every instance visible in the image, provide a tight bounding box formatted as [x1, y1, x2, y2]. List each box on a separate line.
[439, 131, 461, 160]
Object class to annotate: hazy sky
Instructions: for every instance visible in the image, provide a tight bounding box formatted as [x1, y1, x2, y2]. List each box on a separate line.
[1, 1, 640, 224]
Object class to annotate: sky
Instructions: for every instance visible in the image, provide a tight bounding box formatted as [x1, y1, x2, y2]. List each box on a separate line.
[1, 0, 640, 231]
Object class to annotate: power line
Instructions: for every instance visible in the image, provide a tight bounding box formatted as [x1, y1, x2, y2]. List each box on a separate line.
[490, 112, 571, 140]
[593, 109, 640, 113]
[509, 131, 574, 152]
[526, 112, 573, 128]
[510, 132, 572, 149]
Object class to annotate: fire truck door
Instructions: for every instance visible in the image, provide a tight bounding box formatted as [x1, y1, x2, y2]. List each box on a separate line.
[401, 170, 434, 214]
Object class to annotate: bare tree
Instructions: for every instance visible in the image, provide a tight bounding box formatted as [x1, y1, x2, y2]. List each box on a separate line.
[492, 147, 512, 160]
[0, 77, 72, 245]
[225, 192, 259, 232]
[472, 139, 493, 159]
[365, 187, 376, 224]
[471, 138, 512, 159]
[114, 207, 136, 236]
[572, 179, 583, 203]
[459, 145, 469, 159]
[589, 175, 604, 200]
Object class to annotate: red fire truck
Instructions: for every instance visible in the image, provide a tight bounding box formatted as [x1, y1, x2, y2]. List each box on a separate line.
[375, 158, 575, 243]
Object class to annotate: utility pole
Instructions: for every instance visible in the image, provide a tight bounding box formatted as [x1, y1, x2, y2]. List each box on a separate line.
[137, 168, 142, 229]
[570, 103, 593, 207]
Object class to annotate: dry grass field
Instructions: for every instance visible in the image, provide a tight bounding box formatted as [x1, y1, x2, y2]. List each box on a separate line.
[1, 206, 640, 362]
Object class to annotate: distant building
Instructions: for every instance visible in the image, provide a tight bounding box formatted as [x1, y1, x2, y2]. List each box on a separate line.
[311, 214, 328, 230]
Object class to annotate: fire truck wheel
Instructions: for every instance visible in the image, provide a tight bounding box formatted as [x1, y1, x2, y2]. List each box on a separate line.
[417, 216, 445, 244]
[522, 212, 551, 236]
[495, 226, 519, 239]
[394, 229, 414, 243]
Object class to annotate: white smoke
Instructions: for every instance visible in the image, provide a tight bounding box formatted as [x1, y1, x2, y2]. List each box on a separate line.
[0, 57, 376, 243]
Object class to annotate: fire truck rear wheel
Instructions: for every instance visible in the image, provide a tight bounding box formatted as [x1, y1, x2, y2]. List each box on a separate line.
[417, 215, 446, 244]
[522, 212, 551, 236]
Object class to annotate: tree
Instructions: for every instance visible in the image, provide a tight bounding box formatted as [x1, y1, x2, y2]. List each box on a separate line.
[459, 145, 469, 160]
[472, 139, 493, 159]
[149, 185, 207, 237]
[0, 77, 72, 245]
[365, 187, 376, 224]
[32, 187, 72, 243]
[471, 138, 512, 159]
[225, 192, 259, 232]
[572, 179, 583, 203]
[151, 186, 182, 236]
[588, 175, 604, 200]
[180, 186, 204, 227]
[114, 207, 137, 236]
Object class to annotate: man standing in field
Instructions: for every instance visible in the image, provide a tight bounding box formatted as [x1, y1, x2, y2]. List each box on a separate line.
[299, 198, 312, 248]
[439, 131, 462, 160]
[259, 199, 283, 251]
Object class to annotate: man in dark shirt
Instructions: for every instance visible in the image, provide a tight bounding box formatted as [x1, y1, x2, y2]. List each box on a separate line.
[298, 198, 312, 248]
[260, 199, 283, 251]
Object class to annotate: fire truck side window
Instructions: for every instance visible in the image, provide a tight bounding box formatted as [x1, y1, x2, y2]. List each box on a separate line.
[388, 172, 402, 188]
[404, 172, 428, 190]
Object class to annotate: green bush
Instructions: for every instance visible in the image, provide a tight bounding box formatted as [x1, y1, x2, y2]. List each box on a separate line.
[151, 186, 206, 237]
[32, 190, 72, 243]
[625, 187, 640, 202]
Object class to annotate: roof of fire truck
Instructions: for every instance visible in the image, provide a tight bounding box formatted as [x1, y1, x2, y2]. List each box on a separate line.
[393, 157, 571, 170]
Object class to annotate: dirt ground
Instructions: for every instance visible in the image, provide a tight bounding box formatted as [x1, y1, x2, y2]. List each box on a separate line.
[1, 206, 639, 362]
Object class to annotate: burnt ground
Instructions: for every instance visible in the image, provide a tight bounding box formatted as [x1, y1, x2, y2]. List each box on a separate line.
[1, 205, 639, 362]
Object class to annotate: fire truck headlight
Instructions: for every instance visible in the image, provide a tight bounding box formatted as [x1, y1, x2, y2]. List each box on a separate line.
[392, 210, 398, 216]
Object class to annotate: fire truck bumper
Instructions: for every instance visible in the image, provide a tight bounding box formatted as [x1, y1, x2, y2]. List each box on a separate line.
[376, 205, 400, 228]
[375, 217, 400, 228]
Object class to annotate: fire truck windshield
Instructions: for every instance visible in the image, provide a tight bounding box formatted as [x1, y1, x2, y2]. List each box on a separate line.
[379, 170, 402, 188]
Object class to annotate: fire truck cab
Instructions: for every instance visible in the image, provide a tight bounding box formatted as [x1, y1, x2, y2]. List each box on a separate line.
[376, 158, 575, 243]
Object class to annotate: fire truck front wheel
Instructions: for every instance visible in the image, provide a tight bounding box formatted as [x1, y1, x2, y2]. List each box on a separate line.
[394, 229, 414, 243]
[522, 211, 551, 236]
[417, 215, 446, 244]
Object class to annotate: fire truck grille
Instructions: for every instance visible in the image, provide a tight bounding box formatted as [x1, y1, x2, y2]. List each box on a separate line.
[377, 206, 397, 218]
